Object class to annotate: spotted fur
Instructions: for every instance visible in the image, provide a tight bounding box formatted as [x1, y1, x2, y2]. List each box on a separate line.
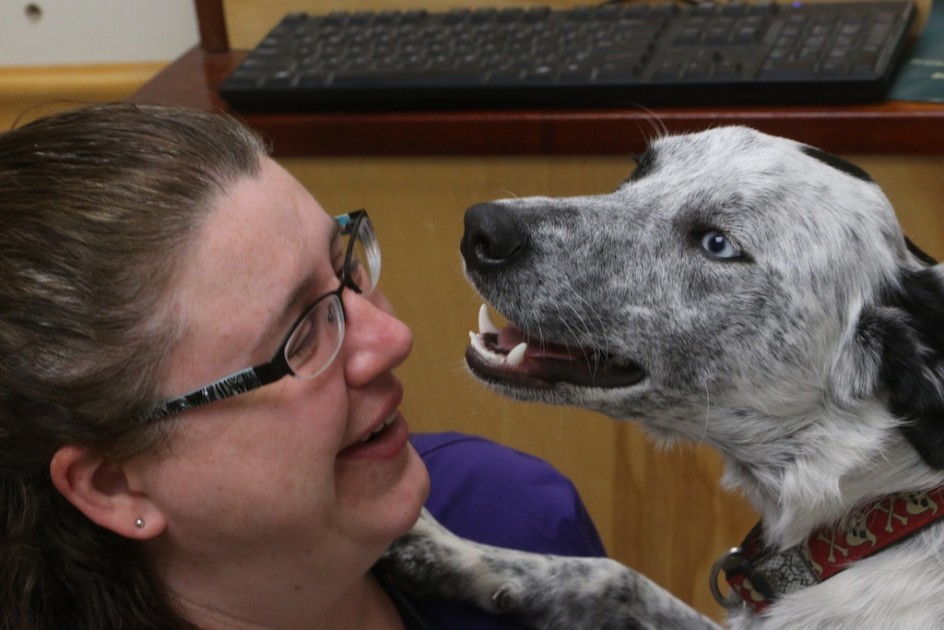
[382, 127, 944, 628]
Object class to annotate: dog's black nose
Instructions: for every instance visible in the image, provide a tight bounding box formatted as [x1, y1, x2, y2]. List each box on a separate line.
[461, 202, 528, 272]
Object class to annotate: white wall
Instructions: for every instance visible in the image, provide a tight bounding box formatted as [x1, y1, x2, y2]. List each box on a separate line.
[0, 1, 199, 66]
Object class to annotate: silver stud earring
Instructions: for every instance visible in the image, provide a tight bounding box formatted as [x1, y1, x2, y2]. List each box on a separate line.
[134, 517, 145, 529]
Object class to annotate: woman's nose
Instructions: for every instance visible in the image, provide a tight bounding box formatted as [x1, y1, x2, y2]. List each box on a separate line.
[340, 288, 413, 386]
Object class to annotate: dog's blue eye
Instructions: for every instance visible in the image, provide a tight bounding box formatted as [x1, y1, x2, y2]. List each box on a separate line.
[700, 231, 741, 259]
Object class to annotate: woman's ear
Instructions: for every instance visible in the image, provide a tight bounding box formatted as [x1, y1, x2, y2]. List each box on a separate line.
[50, 445, 165, 539]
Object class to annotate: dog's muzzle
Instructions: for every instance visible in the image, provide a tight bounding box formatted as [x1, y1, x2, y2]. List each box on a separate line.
[460, 203, 646, 391]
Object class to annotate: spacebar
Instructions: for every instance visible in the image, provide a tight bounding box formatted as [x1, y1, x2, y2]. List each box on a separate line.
[330, 68, 486, 88]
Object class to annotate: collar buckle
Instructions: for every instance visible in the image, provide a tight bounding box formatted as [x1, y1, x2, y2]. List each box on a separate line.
[709, 547, 747, 610]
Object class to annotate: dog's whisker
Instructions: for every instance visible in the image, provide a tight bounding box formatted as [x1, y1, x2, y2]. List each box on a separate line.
[555, 289, 609, 374]
[627, 103, 669, 145]
[697, 381, 711, 447]
[566, 294, 615, 380]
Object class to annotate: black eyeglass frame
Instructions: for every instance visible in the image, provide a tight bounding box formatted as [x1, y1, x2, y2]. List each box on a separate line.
[140, 209, 373, 422]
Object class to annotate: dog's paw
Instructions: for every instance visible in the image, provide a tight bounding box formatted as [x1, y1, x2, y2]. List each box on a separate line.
[377, 508, 477, 597]
[378, 509, 532, 610]
[491, 582, 525, 613]
[376, 530, 444, 596]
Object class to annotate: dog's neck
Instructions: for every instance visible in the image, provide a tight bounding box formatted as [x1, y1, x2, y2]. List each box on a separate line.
[715, 402, 944, 549]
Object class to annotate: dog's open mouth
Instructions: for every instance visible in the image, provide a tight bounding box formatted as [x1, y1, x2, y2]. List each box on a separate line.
[465, 305, 646, 389]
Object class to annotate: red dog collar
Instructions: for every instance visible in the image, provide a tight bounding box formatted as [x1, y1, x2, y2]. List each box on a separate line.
[711, 486, 944, 614]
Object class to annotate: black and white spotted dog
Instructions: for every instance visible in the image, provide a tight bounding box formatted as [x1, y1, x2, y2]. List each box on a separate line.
[382, 127, 944, 628]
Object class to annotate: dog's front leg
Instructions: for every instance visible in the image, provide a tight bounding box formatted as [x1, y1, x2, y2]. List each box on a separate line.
[379, 508, 721, 630]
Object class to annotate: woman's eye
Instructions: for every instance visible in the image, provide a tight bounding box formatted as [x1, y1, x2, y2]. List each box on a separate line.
[348, 259, 369, 288]
[287, 319, 318, 361]
[700, 231, 741, 260]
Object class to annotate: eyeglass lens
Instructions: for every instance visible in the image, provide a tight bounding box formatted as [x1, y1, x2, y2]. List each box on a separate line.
[283, 213, 379, 380]
[284, 297, 345, 379]
[348, 214, 380, 293]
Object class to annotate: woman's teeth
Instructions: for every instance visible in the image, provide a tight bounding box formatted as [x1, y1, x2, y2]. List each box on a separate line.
[361, 412, 397, 442]
[470, 304, 528, 368]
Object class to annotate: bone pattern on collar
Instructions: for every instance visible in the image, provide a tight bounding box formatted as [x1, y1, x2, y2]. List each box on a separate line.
[716, 485, 944, 614]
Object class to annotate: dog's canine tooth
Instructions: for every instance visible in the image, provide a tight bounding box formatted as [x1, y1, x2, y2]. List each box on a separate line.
[507, 342, 528, 367]
[469, 331, 505, 366]
[478, 303, 500, 335]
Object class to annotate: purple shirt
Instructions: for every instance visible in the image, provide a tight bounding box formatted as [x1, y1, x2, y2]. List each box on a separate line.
[383, 432, 607, 629]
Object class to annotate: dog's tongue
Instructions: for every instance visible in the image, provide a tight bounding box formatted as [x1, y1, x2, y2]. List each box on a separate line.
[468, 304, 646, 389]
[496, 326, 578, 362]
[477, 304, 579, 366]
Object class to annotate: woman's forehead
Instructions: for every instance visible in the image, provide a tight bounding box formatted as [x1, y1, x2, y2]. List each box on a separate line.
[163, 159, 334, 387]
[195, 159, 329, 288]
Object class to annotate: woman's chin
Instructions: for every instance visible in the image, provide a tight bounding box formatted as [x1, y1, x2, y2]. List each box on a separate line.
[337, 440, 430, 543]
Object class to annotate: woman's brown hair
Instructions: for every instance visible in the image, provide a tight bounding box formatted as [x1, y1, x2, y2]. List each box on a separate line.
[0, 103, 267, 629]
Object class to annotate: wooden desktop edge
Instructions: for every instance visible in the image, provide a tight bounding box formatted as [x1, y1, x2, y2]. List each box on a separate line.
[128, 46, 944, 156]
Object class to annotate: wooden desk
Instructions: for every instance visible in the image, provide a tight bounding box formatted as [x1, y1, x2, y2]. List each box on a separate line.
[129, 40, 943, 623]
[132, 46, 944, 156]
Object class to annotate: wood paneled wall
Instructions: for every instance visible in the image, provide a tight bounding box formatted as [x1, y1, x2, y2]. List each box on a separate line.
[0, 63, 163, 129]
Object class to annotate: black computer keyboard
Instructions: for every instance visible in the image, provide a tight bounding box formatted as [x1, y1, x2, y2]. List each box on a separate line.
[218, 1, 917, 111]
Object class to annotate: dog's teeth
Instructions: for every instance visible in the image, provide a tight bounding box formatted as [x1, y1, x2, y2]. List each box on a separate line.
[468, 328, 511, 367]
[506, 342, 528, 367]
[478, 304, 501, 335]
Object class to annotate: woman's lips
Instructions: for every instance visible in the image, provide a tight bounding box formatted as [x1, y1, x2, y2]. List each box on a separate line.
[337, 412, 409, 460]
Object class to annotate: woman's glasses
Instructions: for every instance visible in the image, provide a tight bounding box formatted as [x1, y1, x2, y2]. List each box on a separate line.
[140, 210, 378, 422]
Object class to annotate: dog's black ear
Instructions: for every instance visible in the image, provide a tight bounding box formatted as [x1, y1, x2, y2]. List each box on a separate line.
[906, 236, 938, 267]
[874, 265, 944, 468]
[801, 146, 873, 183]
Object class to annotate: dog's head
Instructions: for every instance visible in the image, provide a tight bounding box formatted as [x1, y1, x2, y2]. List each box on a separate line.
[461, 126, 944, 470]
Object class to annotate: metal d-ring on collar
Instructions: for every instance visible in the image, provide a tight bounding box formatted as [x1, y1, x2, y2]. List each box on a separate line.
[709, 547, 748, 610]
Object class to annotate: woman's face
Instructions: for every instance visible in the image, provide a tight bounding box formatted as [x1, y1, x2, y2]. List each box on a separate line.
[128, 157, 429, 600]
